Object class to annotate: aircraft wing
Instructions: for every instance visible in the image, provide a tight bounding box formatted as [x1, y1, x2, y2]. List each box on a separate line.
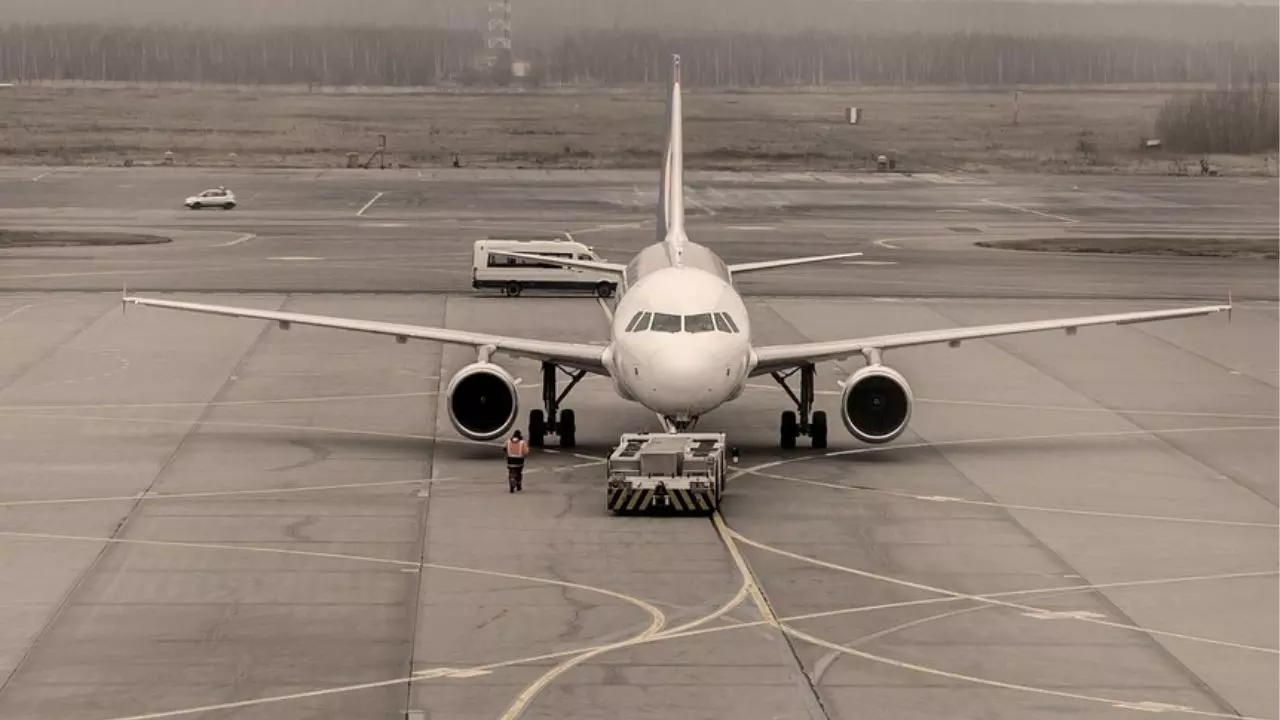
[486, 250, 627, 275]
[749, 303, 1231, 376]
[727, 252, 864, 274]
[123, 295, 610, 374]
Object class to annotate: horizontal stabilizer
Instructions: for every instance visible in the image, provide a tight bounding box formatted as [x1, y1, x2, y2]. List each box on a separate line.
[727, 252, 864, 274]
[485, 250, 627, 275]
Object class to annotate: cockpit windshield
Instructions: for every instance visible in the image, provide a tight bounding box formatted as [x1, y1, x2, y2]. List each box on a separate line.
[684, 313, 716, 333]
[649, 312, 683, 333]
[623, 310, 741, 334]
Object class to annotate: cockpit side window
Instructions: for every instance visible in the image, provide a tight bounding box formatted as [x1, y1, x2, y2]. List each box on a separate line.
[713, 312, 732, 333]
[624, 311, 645, 332]
[684, 313, 716, 333]
[634, 311, 652, 331]
[650, 312, 682, 333]
[720, 312, 741, 333]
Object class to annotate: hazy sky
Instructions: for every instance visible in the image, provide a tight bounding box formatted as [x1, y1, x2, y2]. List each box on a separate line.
[6, 0, 1276, 27]
[4, 0, 1275, 46]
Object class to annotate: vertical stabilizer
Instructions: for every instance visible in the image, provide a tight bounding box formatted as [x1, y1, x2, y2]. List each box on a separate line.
[658, 54, 686, 266]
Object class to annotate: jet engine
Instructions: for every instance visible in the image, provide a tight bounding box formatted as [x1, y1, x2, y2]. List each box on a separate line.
[445, 362, 519, 442]
[840, 364, 913, 444]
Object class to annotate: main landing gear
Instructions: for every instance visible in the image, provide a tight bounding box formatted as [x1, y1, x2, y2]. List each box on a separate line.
[771, 363, 827, 449]
[527, 361, 585, 448]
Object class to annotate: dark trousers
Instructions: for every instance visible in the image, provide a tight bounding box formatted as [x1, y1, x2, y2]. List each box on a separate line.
[507, 458, 524, 491]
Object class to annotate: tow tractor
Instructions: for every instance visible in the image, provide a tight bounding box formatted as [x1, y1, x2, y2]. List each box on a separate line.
[605, 432, 728, 515]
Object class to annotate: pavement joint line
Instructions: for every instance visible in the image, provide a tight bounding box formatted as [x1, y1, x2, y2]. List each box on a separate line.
[0, 286, 1271, 715]
[4, 523, 1269, 720]
[725, 526, 1279, 655]
[709, 511, 832, 719]
[747, 469, 1280, 528]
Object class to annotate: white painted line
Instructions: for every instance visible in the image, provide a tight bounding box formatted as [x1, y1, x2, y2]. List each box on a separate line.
[568, 220, 649, 235]
[982, 197, 1080, 224]
[873, 238, 900, 250]
[441, 668, 492, 679]
[842, 260, 898, 266]
[1113, 702, 1197, 713]
[727, 225, 774, 231]
[215, 233, 256, 248]
[0, 304, 35, 327]
[684, 192, 717, 217]
[357, 191, 385, 216]
[731, 527, 1280, 657]
[30, 172, 52, 182]
[1021, 610, 1107, 621]
[268, 256, 321, 261]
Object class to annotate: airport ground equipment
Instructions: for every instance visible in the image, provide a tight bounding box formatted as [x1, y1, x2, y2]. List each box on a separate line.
[472, 238, 618, 298]
[605, 432, 726, 514]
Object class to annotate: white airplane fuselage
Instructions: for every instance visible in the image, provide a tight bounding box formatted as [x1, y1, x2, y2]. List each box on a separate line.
[602, 236, 753, 427]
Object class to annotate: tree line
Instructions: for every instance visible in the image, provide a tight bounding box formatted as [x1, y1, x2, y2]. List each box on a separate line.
[0, 24, 482, 87]
[0, 22, 1275, 89]
[1156, 78, 1278, 153]
[529, 31, 1277, 87]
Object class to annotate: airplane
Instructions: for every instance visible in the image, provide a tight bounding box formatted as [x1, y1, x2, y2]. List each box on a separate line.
[122, 54, 1232, 450]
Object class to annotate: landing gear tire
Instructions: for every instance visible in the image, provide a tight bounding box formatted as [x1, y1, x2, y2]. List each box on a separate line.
[532, 361, 586, 449]
[773, 364, 824, 450]
[504, 281, 523, 297]
[595, 282, 614, 298]
[780, 410, 798, 449]
[528, 409, 546, 448]
[811, 410, 828, 449]
[559, 409, 576, 448]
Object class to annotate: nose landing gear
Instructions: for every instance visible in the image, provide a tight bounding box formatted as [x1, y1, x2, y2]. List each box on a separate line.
[771, 363, 827, 449]
[660, 416, 699, 433]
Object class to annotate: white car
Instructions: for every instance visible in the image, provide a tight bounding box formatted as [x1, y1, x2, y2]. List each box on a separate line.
[185, 188, 236, 210]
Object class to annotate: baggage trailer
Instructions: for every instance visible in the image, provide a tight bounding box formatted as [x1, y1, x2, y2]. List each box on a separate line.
[606, 432, 726, 515]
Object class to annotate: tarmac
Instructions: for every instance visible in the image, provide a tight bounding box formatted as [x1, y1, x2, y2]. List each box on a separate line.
[0, 166, 1275, 720]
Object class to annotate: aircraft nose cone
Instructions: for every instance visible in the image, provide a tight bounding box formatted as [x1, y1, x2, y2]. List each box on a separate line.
[645, 349, 726, 414]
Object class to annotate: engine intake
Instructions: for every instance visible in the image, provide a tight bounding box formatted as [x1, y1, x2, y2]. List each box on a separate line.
[445, 362, 519, 442]
[840, 364, 913, 444]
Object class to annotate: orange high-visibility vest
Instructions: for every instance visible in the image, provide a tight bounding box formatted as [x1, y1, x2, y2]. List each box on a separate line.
[506, 439, 528, 458]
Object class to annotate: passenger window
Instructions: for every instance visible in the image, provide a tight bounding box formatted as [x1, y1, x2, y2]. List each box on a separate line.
[685, 313, 716, 333]
[721, 313, 741, 333]
[650, 312, 682, 333]
[713, 313, 731, 333]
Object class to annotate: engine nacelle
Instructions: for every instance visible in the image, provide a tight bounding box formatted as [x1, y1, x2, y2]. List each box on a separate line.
[445, 362, 519, 442]
[840, 364, 913, 444]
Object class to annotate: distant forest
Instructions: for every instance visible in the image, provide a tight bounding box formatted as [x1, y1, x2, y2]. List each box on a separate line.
[1, 11, 1276, 89]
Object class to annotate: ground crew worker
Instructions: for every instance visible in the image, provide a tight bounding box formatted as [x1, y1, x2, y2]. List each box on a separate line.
[506, 430, 529, 492]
